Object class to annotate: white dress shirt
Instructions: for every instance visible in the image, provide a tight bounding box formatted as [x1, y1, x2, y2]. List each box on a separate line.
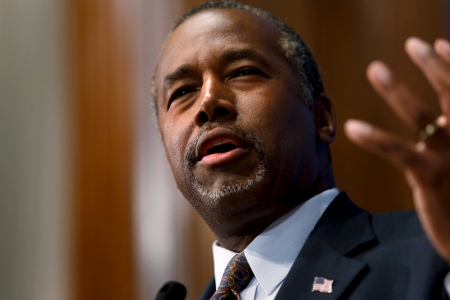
[212, 188, 339, 300]
[445, 273, 450, 296]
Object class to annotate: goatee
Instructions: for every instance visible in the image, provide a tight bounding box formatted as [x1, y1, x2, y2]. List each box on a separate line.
[184, 123, 267, 202]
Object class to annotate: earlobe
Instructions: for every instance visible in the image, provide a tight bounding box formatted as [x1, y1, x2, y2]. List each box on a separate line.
[313, 93, 337, 144]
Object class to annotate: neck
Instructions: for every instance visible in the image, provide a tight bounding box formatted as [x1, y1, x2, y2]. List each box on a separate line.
[214, 175, 336, 252]
[216, 232, 262, 253]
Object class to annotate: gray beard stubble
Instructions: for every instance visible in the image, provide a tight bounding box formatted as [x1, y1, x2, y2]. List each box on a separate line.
[185, 123, 267, 202]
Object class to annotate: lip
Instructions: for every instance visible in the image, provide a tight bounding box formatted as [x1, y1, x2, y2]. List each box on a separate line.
[195, 127, 250, 165]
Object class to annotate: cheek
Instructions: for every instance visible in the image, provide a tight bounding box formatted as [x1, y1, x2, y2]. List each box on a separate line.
[160, 118, 191, 177]
[239, 88, 317, 175]
[240, 88, 315, 140]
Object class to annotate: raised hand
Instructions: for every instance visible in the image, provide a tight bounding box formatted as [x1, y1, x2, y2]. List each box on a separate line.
[344, 37, 450, 262]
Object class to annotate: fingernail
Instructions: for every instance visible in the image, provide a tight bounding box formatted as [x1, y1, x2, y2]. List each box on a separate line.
[407, 37, 432, 57]
[345, 120, 372, 137]
[372, 63, 392, 86]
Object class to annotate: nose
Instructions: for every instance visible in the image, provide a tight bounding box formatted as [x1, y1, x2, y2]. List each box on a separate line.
[194, 78, 237, 127]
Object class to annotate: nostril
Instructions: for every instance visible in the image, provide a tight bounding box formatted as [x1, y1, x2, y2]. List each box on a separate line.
[214, 107, 229, 117]
[197, 111, 209, 124]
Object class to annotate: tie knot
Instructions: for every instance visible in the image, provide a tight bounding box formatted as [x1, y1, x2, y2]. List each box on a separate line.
[210, 252, 254, 300]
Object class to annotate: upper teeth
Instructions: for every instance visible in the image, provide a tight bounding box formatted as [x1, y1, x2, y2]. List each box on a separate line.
[211, 141, 228, 147]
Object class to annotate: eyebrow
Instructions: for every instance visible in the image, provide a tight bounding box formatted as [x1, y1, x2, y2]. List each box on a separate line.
[163, 65, 195, 94]
[163, 48, 271, 94]
[220, 48, 271, 69]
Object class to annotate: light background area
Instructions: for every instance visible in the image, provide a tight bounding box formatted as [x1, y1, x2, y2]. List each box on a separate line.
[0, 0, 70, 299]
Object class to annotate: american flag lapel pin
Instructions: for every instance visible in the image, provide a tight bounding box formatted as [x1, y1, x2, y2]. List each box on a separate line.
[312, 277, 333, 293]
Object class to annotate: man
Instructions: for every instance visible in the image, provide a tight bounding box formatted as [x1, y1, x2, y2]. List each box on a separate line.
[152, 1, 450, 299]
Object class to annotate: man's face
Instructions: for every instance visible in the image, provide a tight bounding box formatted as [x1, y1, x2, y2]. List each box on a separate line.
[155, 9, 321, 221]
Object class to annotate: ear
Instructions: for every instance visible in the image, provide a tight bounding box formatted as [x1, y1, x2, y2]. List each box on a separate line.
[313, 93, 336, 144]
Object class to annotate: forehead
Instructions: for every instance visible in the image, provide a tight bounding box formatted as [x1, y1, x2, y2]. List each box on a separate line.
[155, 9, 282, 85]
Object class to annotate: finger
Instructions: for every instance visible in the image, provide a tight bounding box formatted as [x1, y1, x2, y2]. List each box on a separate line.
[406, 37, 450, 116]
[434, 39, 450, 114]
[434, 38, 450, 65]
[344, 119, 426, 171]
[437, 115, 448, 127]
[367, 61, 436, 131]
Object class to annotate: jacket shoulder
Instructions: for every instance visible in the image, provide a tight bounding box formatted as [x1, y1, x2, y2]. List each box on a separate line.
[371, 209, 424, 242]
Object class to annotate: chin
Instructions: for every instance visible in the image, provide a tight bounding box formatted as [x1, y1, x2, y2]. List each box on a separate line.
[197, 168, 265, 202]
[185, 163, 268, 212]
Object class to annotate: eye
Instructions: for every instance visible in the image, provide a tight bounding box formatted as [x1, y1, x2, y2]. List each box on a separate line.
[168, 86, 196, 108]
[234, 67, 262, 77]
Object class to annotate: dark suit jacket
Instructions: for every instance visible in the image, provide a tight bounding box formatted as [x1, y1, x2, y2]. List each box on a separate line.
[199, 192, 449, 300]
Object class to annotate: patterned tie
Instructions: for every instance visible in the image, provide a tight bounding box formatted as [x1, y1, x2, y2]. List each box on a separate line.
[210, 252, 255, 300]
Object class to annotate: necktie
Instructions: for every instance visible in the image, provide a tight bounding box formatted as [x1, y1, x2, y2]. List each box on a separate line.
[210, 252, 254, 300]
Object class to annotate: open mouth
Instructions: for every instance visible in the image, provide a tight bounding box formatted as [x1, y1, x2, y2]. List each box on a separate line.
[200, 139, 242, 163]
[206, 141, 239, 156]
[195, 128, 249, 164]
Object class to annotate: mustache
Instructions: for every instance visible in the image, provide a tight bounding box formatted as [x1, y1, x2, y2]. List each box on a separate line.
[185, 122, 264, 167]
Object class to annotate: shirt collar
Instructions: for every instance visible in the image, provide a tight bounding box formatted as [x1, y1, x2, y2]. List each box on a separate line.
[212, 188, 339, 295]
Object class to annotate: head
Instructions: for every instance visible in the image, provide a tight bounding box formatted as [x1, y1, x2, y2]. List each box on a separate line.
[153, 1, 336, 243]
[151, 1, 324, 117]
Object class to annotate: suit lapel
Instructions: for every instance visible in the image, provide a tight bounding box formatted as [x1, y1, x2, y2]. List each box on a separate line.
[198, 277, 215, 300]
[275, 193, 377, 300]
